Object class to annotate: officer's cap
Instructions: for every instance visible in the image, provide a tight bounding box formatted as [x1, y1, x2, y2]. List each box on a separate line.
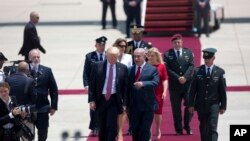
[0, 52, 8, 61]
[171, 34, 182, 42]
[96, 36, 107, 45]
[202, 48, 217, 59]
[130, 25, 144, 34]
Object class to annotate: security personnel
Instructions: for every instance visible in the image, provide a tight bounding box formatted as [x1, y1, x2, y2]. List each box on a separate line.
[83, 36, 107, 136]
[126, 25, 152, 55]
[0, 52, 8, 82]
[188, 48, 227, 141]
[164, 34, 194, 135]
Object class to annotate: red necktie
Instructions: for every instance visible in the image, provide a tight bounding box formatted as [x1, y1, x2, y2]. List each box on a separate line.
[106, 64, 113, 100]
[135, 66, 141, 81]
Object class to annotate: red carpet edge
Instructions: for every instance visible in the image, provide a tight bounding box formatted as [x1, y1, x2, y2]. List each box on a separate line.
[58, 86, 250, 95]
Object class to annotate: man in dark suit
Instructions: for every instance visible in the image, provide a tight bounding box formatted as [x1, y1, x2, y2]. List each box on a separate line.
[195, 0, 211, 37]
[5, 61, 36, 141]
[124, 0, 143, 38]
[188, 48, 227, 141]
[126, 25, 152, 55]
[19, 11, 46, 60]
[83, 36, 107, 136]
[28, 49, 58, 141]
[164, 34, 194, 135]
[89, 47, 128, 141]
[101, 0, 117, 29]
[127, 48, 159, 141]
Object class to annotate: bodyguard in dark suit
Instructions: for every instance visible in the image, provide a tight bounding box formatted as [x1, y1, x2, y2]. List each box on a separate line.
[83, 36, 107, 136]
[89, 47, 128, 141]
[101, 0, 117, 29]
[28, 49, 58, 141]
[195, 0, 211, 37]
[164, 34, 194, 135]
[19, 11, 46, 60]
[188, 48, 227, 141]
[126, 25, 152, 55]
[127, 48, 159, 141]
[124, 0, 143, 38]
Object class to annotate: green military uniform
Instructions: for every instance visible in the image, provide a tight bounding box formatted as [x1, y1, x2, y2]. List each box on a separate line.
[188, 48, 227, 141]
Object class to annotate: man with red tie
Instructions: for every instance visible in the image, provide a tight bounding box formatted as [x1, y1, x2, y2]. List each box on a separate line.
[127, 48, 159, 141]
[89, 47, 128, 141]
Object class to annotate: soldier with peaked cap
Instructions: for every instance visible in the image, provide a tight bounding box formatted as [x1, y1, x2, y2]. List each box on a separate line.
[164, 34, 194, 135]
[0, 52, 8, 82]
[188, 48, 227, 141]
[126, 25, 152, 55]
[83, 36, 107, 136]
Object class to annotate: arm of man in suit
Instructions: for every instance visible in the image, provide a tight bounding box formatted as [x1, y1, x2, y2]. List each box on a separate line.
[83, 54, 90, 88]
[28, 79, 37, 105]
[122, 66, 129, 110]
[29, 26, 46, 53]
[163, 52, 181, 80]
[219, 69, 227, 114]
[48, 68, 58, 116]
[188, 69, 198, 114]
[88, 63, 97, 111]
[182, 51, 195, 83]
[134, 68, 159, 89]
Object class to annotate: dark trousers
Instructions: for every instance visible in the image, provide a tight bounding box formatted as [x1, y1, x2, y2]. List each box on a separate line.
[126, 8, 141, 37]
[35, 113, 49, 141]
[89, 110, 98, 130]
[97, 94, 119, 141]
[130, 109, 154, 141]
[102, 2, 117, 29]
[1, 128, 19, 141]
[196, 7, 210, 35]
[197, 104, 219, 141]
[169, 90, 192, 133]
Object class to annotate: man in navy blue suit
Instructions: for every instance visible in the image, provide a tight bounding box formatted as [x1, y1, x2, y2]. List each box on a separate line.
[28, 49, 58, 141]
[89, 47, 128, 141]
[127, 48, 159, 141]
[83, 36, 107, 136]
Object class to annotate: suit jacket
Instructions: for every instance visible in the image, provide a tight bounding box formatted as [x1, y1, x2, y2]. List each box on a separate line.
[101, 0, 116, 3]
[164, 48, 194, 91]
[88, 61, 128, 112]
[83, 51, 105, 87]
[19, 22, 46, 57]
[126, 40, 152, 54]
[188, 65, 227, 111]
[5, 72, 36, 105]
[0, 97, 17, 127]
[195, 0, 211, 10]
[127, 63, 159, 111]
[29, 64, 58, 112]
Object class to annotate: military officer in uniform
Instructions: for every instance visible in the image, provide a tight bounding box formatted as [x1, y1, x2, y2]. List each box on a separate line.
[188, 48, 227, 141]
[164, 34, 194, 135]
[83, 36, 107, 136]
[126, 25, 152, 55]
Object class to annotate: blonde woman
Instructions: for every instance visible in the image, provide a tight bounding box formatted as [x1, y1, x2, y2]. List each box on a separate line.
[113, 38, 132, 141]
[147, 47, 168, 140]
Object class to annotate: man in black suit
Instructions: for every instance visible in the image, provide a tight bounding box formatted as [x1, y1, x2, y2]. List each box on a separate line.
[5, 61, 36, 141]
[89, 47, 128, 141]
[127, 48, 159, 141]
[195, 0, 211, 37]
[83, 36, 107, 136]
[124, 0, 143, 38]
[126, 25, 152, 55]
[188, 48, 227, 141]
[28, 49, 58, 141]
[19, 11, 46, 60]
[101, 0, 117, 29]
[164, 34, 194, 135]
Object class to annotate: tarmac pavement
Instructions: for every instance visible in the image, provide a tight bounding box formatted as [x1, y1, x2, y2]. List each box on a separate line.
[1, 0, 250, 140]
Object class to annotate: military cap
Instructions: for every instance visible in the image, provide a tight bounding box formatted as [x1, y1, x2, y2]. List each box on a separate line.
[202, 48, 217, 59]
[130, 25, 144, 34]
[171, 34, 182, 41]
[0, 52, 8, 61]
[96, 36, 107, 44]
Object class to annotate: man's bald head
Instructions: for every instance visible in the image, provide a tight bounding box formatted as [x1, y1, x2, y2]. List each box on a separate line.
[30, 11, 39, 24]
[18, 61, 29, 74]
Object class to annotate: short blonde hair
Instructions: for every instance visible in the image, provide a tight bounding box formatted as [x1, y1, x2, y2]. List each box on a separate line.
[106, 46, 120, 56]
[147, 47, 163, 64]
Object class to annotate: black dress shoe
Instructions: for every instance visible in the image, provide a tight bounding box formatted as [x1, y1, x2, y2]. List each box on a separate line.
[176, 131, 183, 136]
[184, 127, 193, 135]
